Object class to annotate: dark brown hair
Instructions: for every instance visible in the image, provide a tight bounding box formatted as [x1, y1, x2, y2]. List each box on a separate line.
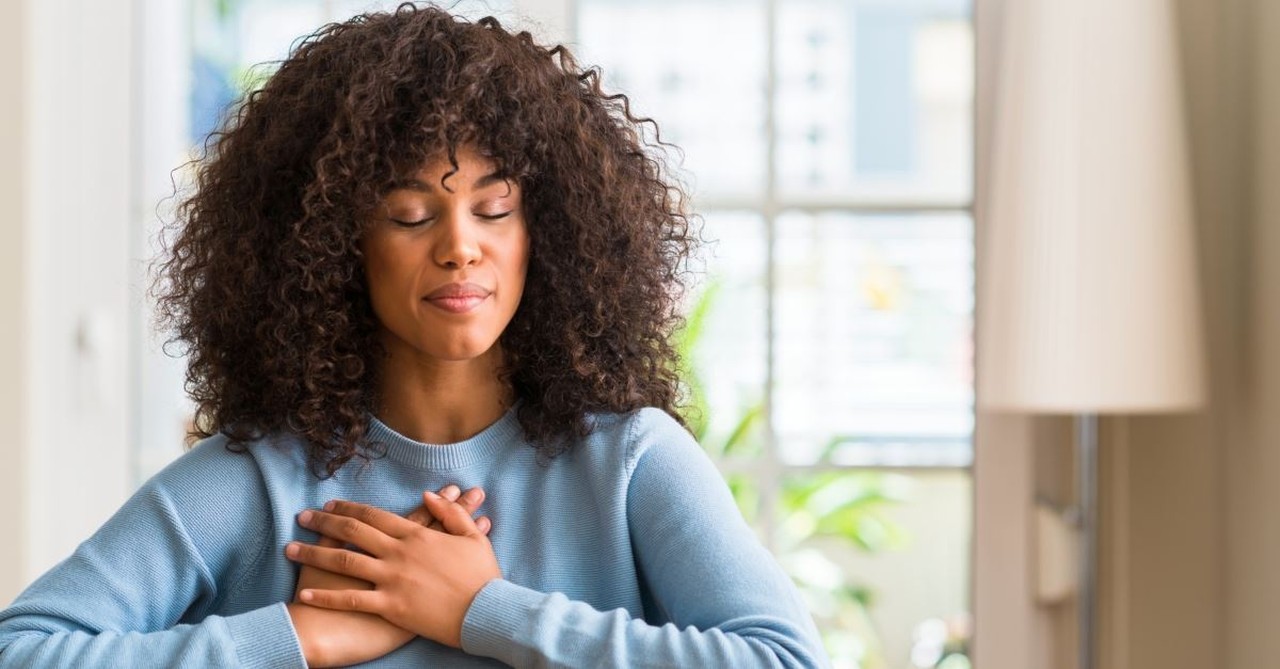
[156, 3, 696, 475]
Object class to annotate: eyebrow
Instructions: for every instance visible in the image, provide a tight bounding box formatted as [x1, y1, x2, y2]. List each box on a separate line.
[394, 172, 511, 193]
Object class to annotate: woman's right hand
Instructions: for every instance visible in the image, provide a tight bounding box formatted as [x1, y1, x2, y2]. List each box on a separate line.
[287, 485, 490, 668]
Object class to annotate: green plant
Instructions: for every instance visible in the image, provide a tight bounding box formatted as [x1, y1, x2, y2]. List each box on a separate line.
[674, 279, 910, 669]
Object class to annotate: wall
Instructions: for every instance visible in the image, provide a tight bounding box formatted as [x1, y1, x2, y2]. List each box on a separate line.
[0, 0, 136, 604]
[1228, 0, 1280, 665]
[1117, 0, 1259, 667]
[0, 0, 30, 606]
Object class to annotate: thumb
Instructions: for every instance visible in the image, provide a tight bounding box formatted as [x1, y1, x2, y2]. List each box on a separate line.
[423, 490, 484, 538]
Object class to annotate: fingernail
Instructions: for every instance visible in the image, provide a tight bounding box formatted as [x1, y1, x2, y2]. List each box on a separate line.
[462, 488, 482, 504]
[441, 484, 461, 500]
[423, 490, 440, 500]
[299, 590, 314, 602]
[285, 542, 300, 557]
[298, 510, 313, 525]
[323, 500, 336, 511]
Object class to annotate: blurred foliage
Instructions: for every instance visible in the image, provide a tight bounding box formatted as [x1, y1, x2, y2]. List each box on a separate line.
[673, 279, 915, 669]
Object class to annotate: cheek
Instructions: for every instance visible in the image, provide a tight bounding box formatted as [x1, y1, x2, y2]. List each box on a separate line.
[362, 252, 389, 297]
[361, 242, 413, 310]
[513, 230, 531, 276]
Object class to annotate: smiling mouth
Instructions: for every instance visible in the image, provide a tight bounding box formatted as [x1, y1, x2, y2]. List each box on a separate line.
[425, 293, 488, 314]
[424, 282, 492, 314]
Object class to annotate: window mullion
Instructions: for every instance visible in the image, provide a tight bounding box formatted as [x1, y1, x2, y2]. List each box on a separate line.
[761, 0, 780, 552]
[694, 198, 975, 215]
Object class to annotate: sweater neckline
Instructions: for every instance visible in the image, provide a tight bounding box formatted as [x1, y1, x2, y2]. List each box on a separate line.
[366, 405, 523, 470]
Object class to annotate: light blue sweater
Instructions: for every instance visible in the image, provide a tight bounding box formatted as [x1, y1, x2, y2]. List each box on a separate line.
[0, 407, 828, 668]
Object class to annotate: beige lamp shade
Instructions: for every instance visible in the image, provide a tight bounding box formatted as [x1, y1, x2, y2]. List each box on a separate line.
[978, 0, 1206, 413]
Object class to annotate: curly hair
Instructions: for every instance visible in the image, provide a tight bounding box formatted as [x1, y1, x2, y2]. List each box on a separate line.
[156, 3, 697, 476]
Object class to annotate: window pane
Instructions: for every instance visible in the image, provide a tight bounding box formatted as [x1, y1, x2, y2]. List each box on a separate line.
[190, 0, 513, 143]
[774, 212, 974, 466]
[779, 469, 971, 668]
[777, 0, 973, 202]
[326, 0, 509, 21]
[683, 212, 769, 460]
[577, 0, 767, 199]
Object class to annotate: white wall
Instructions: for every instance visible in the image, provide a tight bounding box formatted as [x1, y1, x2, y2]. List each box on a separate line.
[0, 0, 136, 604]
[0, 0, 31, 607]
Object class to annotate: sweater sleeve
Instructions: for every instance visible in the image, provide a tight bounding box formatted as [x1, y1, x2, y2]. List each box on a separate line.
[0, 441, 306, 669]
[459, 409, 830, 668]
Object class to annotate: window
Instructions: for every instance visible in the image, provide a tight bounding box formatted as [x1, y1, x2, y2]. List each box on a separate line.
[577, 1, 975, 666]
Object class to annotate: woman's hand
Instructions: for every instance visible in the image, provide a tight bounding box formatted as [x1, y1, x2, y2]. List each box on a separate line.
[285, 491, 503, 649]
[287, 486, 490, 667]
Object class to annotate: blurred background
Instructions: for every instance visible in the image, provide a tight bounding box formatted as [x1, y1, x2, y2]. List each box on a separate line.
[1, 1, 1277, 668]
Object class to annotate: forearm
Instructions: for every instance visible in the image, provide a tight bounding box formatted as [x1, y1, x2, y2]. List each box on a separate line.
[286, 602, 337, 668]
[459, 580, 823, 669]
[0, 440, 306, 669]
[0, 603, 304, 669]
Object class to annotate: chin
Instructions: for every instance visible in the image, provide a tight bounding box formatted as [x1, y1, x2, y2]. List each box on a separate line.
[423, 339, 499, 363]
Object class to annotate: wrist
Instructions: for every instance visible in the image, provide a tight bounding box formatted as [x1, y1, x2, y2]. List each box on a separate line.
[454, 577, 502, 648]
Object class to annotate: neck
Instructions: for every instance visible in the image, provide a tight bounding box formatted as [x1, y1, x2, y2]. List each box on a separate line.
[373, 338, 514, 445]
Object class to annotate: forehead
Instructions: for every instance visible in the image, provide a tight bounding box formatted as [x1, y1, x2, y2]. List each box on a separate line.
[391, 148, 511, 193]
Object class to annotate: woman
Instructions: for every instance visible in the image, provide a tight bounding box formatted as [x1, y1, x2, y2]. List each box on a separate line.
[0, 5, 827, 668]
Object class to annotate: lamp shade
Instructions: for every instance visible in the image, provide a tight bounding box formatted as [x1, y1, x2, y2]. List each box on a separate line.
[978, 0, 1206, 413]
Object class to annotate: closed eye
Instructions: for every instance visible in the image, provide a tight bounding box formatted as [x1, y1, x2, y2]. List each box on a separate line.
[390, 217, 433, 227]
[476, 211, 513, 220]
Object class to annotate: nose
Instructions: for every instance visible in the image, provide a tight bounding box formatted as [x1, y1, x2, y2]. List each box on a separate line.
[433, 212, 482, 269]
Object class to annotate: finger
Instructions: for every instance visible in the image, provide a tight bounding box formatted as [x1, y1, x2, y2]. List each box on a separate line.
[322, 499, 420, 539]
[405, 505, 433, 527]
[477, 516, 491, 536]
[298, 508, 396, 556]
[297, 587, 386, 615]
[426, 486, 485, 515]
[422, 486, 484, 533]
[422, 490, 484, 538]
[314, 533, 343, 549]
[459, 486, 485, 511]
[285, 542, 385, 583]
[407, 483, 468, 528]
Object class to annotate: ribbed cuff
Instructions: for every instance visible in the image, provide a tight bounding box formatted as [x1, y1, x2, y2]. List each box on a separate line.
[460, 579, 545, 663]
[225, 602, 307, 669]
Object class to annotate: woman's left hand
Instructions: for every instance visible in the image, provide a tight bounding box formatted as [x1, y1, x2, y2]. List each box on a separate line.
[285, 491, 502, 648]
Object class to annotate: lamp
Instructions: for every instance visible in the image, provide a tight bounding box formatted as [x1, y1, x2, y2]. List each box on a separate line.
[977, 0, 1206, 667]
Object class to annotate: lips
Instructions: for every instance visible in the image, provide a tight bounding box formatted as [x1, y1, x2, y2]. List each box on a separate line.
[424, 282, 491, 314]
[426, 282, 490, 300]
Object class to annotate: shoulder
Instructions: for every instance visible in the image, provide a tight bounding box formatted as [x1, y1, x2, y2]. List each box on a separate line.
[580, 407, 702, 477]
[145, 433, 256, 498]
[149, 431, 305, 495]
[139, 431, 308, 545]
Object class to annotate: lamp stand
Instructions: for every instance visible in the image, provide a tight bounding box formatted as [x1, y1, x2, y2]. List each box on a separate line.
[1076, 413, 1099, 669]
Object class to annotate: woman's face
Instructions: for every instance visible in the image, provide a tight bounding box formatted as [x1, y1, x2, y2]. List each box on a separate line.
[361, 145, 530, 364]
